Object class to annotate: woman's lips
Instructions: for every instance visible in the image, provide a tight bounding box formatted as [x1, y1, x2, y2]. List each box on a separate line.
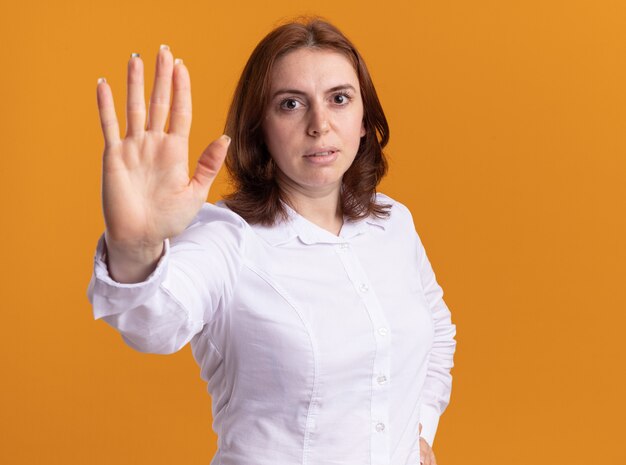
[304, 150, 336, 157]
[303, 149, 339, 163]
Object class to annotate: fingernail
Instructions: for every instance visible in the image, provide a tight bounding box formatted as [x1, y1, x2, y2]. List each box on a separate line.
[130, 52, 140, 58]
[97, 77, 106, 84]
[174, 58, 183, 66]
[160, 44, 170, 51]
[222, 134, 231, 145]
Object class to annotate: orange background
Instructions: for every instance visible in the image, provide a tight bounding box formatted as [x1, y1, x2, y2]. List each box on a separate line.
[1, 0, 625, 463]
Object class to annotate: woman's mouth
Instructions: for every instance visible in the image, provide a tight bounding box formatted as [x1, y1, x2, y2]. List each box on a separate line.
[305, 150, 335, 157]
[303, 149, 339, 163]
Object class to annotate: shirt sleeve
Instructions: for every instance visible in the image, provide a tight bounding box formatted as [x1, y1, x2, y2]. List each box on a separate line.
[414, 228, 457, 448]
[86, 204, 247, 355]
[382, 197, 458, 449]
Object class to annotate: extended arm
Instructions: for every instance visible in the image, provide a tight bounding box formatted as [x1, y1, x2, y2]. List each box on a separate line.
[88, 204, 247, 354]
[89, 45, 238, 353]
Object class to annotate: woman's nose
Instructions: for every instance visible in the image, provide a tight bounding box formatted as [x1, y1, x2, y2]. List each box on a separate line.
[307, 105, 330, 136]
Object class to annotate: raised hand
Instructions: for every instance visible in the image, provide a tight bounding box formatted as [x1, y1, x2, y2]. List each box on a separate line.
[96, 45, 230, 283]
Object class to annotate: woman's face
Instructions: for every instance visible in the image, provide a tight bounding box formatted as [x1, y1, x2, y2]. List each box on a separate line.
[262, 48, 366, 199]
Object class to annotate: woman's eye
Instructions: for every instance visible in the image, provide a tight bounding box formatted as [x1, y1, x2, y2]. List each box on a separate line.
[333, 93, 351, 105]
[280, 98, 300, 110]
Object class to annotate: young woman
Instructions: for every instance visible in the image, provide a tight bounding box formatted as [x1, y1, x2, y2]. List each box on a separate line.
[89, 18, 456, 465]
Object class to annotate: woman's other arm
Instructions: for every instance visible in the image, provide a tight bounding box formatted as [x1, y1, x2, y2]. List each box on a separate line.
[415, 228, 457, 448]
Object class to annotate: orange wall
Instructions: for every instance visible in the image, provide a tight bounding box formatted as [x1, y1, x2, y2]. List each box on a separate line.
[1, 0, 625, 463]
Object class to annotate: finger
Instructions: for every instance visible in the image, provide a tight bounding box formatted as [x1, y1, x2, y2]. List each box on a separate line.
[424, 443, 436, 465]
[168, 58, 191, 137]
[419, 423, 423, 435]
[146, 44, 174, 132]
[96, 78, 121, 148]
[126, 53, 146, 137]
[191, 135, 231, 198]
[419, 436, 430, 465]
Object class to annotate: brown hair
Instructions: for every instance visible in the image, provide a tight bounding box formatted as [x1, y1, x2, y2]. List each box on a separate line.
[223, 17, 390, 225]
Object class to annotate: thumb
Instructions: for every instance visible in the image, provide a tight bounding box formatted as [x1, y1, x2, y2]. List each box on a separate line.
[419, 422, 423, 435]
[191, 134, 231, 197]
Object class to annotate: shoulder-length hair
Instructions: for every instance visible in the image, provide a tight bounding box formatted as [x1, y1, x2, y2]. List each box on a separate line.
[223, 17, 390, 225]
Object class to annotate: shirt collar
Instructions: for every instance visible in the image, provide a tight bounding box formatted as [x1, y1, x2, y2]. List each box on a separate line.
[250, 202, 387, 247]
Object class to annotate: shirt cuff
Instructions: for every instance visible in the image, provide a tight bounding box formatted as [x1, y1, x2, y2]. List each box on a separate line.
[87, 234, 170, 319]
[419, 403, 441, 448]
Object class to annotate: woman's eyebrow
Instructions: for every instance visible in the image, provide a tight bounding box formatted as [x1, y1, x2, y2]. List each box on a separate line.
[270, 84, 357, 99]
[327, 84, 357, 94]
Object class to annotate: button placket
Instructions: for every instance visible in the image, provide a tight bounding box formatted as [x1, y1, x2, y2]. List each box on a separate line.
[333, 241, 391, 464]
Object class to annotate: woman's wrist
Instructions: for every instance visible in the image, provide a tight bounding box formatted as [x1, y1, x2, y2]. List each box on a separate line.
[103, 233, 165, 283]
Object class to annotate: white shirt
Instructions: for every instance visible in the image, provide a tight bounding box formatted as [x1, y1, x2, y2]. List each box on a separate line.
[87, 193, 457, 465]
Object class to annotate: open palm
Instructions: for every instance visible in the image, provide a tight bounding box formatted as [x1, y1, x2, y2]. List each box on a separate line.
[96, 45, 230, 281]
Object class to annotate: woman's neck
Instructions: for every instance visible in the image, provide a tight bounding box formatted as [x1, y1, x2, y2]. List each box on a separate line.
[279, 181, 343, 236]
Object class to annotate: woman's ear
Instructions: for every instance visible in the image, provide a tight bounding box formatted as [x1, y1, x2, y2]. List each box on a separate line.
[360, 120, 366, 137]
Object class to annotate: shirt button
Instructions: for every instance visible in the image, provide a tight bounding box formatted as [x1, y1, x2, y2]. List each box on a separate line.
[340, 243, 349, 249]
[378, 327, 388, 336]
[375, 422, 386, 432]
[359, 283, 369, 293]
[377, 375, 388, 385]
